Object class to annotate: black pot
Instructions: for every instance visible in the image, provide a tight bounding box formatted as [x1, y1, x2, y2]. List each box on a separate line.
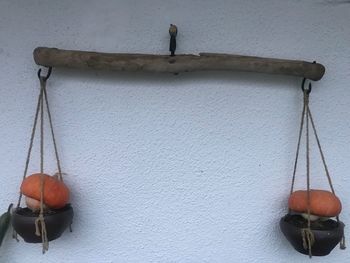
[12, 204, 73, 243]
[280, 214, 344, 256]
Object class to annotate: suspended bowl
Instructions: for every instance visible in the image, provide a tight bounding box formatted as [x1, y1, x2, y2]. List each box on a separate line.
[12, 204, 73, 243]
[280, 214, 344, 256]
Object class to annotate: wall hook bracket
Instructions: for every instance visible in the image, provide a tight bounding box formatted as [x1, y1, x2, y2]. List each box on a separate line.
[169, 24, 178, 57]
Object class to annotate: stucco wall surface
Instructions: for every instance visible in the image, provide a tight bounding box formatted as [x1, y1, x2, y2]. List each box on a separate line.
[0, 0, 349, 262]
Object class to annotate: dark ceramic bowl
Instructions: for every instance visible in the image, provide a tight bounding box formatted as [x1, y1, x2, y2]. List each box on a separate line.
[12, 204, 73, 243]
[280, 214, 344, 256]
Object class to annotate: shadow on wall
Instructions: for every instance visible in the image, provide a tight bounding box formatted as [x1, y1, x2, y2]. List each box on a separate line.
[47, 66, 302, 92]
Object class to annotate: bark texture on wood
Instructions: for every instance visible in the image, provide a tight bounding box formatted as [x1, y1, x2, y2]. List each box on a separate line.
[33, 47, 325, 81]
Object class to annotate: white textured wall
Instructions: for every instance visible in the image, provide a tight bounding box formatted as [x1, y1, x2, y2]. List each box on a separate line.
[0, 0, 349, 262]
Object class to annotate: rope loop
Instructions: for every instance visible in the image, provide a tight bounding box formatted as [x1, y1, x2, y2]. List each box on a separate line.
[35, 214, 49, 254]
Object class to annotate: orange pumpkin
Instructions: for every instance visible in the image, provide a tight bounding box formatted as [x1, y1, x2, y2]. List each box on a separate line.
[288, 189, 342, 217]
[21, 173, 70, 209]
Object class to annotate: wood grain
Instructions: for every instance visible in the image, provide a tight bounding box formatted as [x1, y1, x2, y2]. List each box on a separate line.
[34, 47, 325, 81]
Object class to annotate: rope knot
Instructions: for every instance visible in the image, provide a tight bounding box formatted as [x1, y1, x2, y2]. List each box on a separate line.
[35, 214, 49, 254]
[301, 228, 315, 258]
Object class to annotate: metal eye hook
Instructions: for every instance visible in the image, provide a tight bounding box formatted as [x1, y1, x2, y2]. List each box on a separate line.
[37, 67, 52, 81]
[301, 77, 312, 94]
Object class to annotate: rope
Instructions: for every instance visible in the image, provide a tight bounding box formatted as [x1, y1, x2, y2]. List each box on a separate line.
[289, 94, 306, 200]
[40, 79, 44, 209]
[35, 214, 49, 253]
[304, 91, 313, 258]
[290, 79, 346, 255]
[15, 70, 64, 252]
[36, 77, 49, 254]
[308, 110, 335, 194]
[289, 87, 315, 257]
[13, 82, 44, 241]
[301, 228, 315, 252]
[16, 88, 43, 208]
[308, 103, 346, 250]
[43, 84, 63, 181]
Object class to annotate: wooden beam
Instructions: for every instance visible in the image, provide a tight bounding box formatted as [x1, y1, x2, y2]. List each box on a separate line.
[33, 47, 325, 81]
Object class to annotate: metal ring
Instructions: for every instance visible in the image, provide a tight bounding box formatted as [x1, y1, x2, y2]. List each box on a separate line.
[37, 67, 52, 81]
[301, 78, 312, 94]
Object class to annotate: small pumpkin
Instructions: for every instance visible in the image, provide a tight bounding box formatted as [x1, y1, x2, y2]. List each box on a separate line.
[288, 189, 341, 218]
[21, 173, 69, 210]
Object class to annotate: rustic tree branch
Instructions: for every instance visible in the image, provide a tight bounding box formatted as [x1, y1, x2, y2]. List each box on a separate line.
[34, 47, 325, 81]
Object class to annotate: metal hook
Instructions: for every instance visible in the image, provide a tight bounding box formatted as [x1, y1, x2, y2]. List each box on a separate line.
[301, 78, 312, 94]
[37, 67, 52, 81]
[301, 61, 316, 94]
